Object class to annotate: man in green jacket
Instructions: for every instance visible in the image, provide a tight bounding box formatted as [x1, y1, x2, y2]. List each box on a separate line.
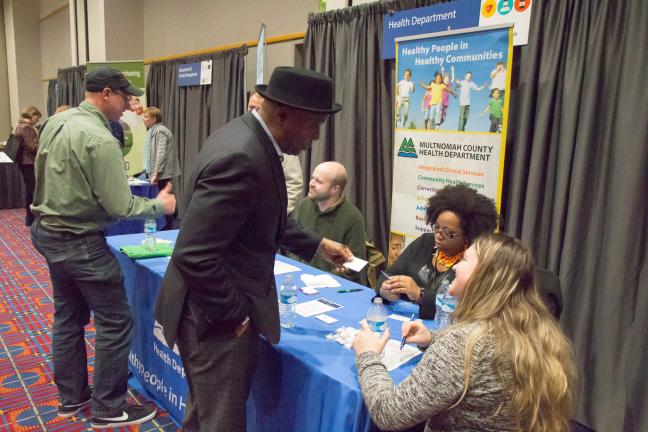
[292, 161, 367, 284]
[30, 67, 175, 429]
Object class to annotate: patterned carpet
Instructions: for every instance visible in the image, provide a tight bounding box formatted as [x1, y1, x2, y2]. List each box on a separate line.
[0, 209, 178, 431]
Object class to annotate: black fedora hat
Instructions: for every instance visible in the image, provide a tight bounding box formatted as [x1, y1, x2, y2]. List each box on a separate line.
[256, 67, 342, 114]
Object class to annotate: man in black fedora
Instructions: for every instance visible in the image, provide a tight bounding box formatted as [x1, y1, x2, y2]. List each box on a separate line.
[155, 66, 351, 431]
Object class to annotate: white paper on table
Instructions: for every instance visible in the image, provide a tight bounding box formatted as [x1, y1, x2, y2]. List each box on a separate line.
[388, 314, 410, 322]
[140, 238, 173, 246]
[381, 339, 423, 371]
[343, 256, 368, 272]
[314, 313, 338, 324]
[300, 287, 319, 295]
[300, 273, 341, 288]
[274, 260, 300, 275]
[296, 298, 342, 317]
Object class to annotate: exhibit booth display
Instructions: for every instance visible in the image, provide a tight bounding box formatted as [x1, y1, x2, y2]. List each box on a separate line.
[389, 25, 513, 244]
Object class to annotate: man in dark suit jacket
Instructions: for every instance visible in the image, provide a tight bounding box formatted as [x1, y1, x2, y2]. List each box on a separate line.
[155, 67, 349, 432]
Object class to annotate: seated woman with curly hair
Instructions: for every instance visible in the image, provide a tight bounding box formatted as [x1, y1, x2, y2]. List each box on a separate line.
[354, 233, 576, 431]
[376, 184, 498, 319]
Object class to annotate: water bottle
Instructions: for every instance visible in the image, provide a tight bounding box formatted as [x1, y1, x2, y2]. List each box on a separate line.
[435, 279, 456, 329]
[279, 275, 298, 328]
[366, 297, 388, 335]
[144, 218, 157, 251]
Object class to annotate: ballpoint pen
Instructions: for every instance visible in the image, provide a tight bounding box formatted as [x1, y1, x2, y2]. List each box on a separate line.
[337, 288, 363, 293]
[380, 270, 391, 279]
[400, 313, 416, 350]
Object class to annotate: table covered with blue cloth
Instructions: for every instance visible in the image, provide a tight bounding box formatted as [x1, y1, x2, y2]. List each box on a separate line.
[107, 230, 433, 431]
[103, 182, 165, 236]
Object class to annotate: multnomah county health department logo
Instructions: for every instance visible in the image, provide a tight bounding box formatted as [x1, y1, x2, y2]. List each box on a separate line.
[397, 137, 417, 158]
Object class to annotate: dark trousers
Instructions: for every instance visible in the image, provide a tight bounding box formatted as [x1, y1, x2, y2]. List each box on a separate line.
[30, 223, 133, 417]
[18, 163, 35, 226]
[489, 115, 501, 133]
[458, 105, 470, 131]
[177, 308, 258, 432]
[157, 177, 176, 230]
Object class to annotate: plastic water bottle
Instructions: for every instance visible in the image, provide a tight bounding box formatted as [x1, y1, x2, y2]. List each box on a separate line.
[366, 297, 388, 335]
[279, 275, 298, 328]
[435, 279, 456, 329]
[144, 218, 157, 251]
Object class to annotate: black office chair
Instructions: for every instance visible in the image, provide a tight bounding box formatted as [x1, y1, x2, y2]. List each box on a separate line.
[535, 267, 563, 320]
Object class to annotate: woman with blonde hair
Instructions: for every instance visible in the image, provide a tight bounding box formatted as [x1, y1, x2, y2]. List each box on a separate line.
[353, 233, 576, 431]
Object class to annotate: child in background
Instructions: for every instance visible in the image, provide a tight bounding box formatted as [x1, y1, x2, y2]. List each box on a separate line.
[421, 81, 434, 130]
[395, 69, 414, 128]
[490, 61, 507, 101]
[481, 88, 503, 133]
[456, 71, 486, 131]
[440, 64, 457, 126]
[419, 73, 445, 130]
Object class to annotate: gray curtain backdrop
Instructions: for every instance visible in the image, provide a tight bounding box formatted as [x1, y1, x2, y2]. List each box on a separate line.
[503, 1, 648, 431]
[303, 1, 432, 253]
[304, 0, 648, 430]
[46, 80, 57, 116]
[146, 46, 248, 218]
[56, 65, 87, 107]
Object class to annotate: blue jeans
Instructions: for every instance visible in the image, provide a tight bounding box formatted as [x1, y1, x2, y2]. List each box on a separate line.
[30, 222, 133, 417]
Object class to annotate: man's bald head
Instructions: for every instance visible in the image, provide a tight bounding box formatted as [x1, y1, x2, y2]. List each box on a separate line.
[308, 161, 348, 210]
[316, 161, 348, 191]
[248, 90, 264, 111]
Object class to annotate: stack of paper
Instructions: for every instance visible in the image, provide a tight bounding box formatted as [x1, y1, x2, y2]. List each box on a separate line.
[274, 260, 300, 275]
[301, 274, 341, 288]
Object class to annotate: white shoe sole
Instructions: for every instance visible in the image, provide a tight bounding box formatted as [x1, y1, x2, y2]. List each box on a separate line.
[91, 408, 156, 429]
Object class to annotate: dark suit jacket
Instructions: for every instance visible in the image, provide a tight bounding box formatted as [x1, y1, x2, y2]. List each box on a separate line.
[155, 112, 321, 347]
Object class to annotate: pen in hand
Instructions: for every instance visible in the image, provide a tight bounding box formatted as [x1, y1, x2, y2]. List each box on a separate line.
[380, 270, 391, 280]
[400, 313, 416, 350]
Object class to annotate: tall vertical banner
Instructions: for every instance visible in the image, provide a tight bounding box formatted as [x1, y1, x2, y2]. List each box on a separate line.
[390, 25, 512, 241]
[256, 23, 266, 85]
[87, 61, 146, 176]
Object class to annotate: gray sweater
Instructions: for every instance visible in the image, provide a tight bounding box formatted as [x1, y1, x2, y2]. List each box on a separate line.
[356, 322, 517, 431]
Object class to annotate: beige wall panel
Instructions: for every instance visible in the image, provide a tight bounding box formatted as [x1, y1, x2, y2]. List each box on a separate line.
[104, 0, 143, 61]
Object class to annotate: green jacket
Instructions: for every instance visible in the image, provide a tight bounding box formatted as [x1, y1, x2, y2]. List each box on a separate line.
[32, 101, 164, 234]
[292, 196, 367, 285]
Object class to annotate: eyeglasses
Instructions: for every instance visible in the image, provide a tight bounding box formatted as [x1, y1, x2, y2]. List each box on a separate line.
[111, 89, 130, 106]
[431, 223, 463, 239]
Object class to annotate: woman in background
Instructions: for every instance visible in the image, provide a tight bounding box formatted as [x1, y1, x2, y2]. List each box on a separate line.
[376, 184, 498, 319]
[354, 233, 576, 431]
[14, 105, 41, 226]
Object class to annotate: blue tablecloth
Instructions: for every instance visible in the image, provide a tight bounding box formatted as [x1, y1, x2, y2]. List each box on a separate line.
[104, 182, 165, 236]
[107, 230, 432, 431]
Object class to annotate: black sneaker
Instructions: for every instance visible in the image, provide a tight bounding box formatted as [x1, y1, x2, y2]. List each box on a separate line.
[57, 396, 92, 418]
[91, 404, 157, 429]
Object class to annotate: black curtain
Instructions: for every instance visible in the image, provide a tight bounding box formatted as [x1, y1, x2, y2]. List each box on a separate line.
[304, 0, 648, 430]
[146, 46, 248, 218]
[502, 1, 648, 431]
[303, 0, 444, 254]
[46, 79, 58, 116]
[57, 65, 86, 107]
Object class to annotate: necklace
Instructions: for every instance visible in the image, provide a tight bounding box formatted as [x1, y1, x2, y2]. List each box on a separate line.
[436, 246, 466, 268]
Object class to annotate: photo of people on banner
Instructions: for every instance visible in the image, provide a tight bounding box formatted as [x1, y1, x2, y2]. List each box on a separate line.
[395, 27, 510, 133]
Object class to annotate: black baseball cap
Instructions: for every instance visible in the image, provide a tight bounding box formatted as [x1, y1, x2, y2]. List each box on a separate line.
[85, 67, 144, 97]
